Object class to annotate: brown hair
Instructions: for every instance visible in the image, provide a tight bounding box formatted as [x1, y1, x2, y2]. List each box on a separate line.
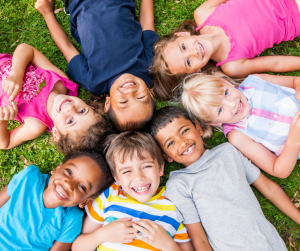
[55, 95, 111, 155]
[152, 20, 201, 101]
[104, 131, 164, 176]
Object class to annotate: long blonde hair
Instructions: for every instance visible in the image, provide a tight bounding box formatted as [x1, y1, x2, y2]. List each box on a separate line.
[181, 72, 240, 137]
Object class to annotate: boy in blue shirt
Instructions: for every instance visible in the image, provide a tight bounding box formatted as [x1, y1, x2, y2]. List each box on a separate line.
[0, 151, 114, 251]
[35, 0, 158, 131]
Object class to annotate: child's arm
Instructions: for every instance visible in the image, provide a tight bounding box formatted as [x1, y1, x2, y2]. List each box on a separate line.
[194, 0, 229, 25]
[133, 219, 195, 251]
[0, 186, 10, 208]
[72, 216, 137, 251]
[49, 241, 71, 251]
[139, 0, 155, 31]
[222, 56, 300, 78]
[252, 173, 300, 225]
[184, 223, 213, 251]
[35, 0, 79, 63]
[228, 123, 300, 178]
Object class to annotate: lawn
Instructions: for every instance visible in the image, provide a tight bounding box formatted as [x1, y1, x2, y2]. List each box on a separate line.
[1, 0, 300, 249]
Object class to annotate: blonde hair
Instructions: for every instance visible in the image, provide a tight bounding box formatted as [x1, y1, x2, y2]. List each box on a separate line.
[181, 72, 240, 137]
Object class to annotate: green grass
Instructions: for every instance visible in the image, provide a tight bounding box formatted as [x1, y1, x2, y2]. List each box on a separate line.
[1, 0, 300, 249]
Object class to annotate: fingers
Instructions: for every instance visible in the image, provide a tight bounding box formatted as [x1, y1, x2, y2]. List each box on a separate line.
[0, 104, 18, 121]
[292, 110, 300, 124]
[115, 217, 133, 222]
[132, 222, 151, 237]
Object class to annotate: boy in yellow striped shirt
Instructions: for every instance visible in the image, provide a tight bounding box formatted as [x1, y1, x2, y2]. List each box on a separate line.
[72, 131, 194, 251]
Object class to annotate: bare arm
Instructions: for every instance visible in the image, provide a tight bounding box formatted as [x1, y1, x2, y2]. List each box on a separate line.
[177, 241, 195, 251]
[139, 0, 155, 31]
[222, 56, 300, 78]
[185, 223, 213, 251]
[228, 129, 300, 178]
[252, 173, 300, 225]
[72, 217, 136, 251]
[0, 186, 10, 208]
[194, 0, 229, 25]
[49, 241, 71, 251]
[35, 0, 79, 63]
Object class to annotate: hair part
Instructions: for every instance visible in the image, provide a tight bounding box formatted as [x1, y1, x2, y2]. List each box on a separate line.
[62, 151, 114, 198]
[104, 131, 164, 177]
[55, 95, 111, 155]
[107, 97, 156, 132]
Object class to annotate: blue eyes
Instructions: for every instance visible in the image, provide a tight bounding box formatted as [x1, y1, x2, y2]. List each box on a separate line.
[182, 44, 186, 50]
[218, 108, 223, 114]
[225, 90, 228, 96]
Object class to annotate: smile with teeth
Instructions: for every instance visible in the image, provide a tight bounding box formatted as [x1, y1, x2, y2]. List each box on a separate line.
[55, 184, 68, 200]
[182, 144, 195, 155]
[236, 100, 244, 115]
[132, 184, 151, 194]
[199, 43, 205, 58]
[121, 82, 136, 88]
[59, 100, 71, 112]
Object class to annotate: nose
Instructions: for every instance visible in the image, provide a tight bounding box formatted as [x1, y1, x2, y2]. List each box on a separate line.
[223, 99, 236, 111]
[189, 46, 198, 57]
[134, 169, 146, 181]
[66, 103, 76, 113]
[63, 178, 74, 192]
[178, 138, 188, 150]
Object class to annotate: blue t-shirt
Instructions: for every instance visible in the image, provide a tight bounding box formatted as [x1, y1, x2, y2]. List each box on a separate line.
[67, 0, 159, 94]
[0, 165, 83, 250]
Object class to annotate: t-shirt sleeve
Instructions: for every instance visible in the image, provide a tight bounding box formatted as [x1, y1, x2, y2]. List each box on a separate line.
[234, 146, 261, 184]
[165, 179, 200, 224]
[56, 208, 83, 243]
[66, 54, 91, 92]
[7, 165, 37, 196]
[142, 30, 159, 59]
[85, 191, 107, 224]
[173, 223, 191, 243]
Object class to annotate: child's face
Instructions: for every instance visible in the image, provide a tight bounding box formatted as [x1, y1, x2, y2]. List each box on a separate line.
[51, 95, 98, 139]
[155, 117, 205, 167]
[163, 32, 212, 75]
[206, 81, 251, 126]
[105, 73, 154, 126]
[43, 156, 101, 208]
[114, 152, 164, 203]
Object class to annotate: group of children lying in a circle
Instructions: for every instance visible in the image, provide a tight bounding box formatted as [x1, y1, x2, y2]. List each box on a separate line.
[1, 0, 300, 250]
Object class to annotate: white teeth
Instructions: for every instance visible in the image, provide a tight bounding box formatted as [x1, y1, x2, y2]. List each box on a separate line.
[122, 82, 135, 88]
[236, 101, 242, 114]
[182, 145, 195, 155]
[60, 101, 70, 111]
[56, 186, 66, 198]
[199, 43, 204, 57]
[133, 184, 150, 193]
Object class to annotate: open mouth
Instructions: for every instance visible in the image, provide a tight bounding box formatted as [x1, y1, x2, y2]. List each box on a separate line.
[235, 100, 244, 115]
[182, 144, 195, 155]
[198, 43, 205, 58]
[121, 81, 136, 88]
[59, 100, 72, 112]
[131, 184, 151, 194]
[54, 184, 69, 200]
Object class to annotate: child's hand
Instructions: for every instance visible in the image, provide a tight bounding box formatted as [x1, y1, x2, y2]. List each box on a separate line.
[2, 75, 23, 102]
[102, 218, 137, 243]
[0, 103, 18, 121]
[288, 111, 300, 145]
[35, 0, 53, 17]
[133, 219, 178, 251]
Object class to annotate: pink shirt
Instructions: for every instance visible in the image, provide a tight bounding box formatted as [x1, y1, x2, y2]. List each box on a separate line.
[0, 54, 78, 132]
[196, 0, 300, 66]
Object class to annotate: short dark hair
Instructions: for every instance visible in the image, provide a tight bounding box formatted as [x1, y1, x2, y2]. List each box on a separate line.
[62, 151, 114, 197]
[108, 97, 156, 132]
[103, 131, 164, 176]
[150, 106, 194, 138]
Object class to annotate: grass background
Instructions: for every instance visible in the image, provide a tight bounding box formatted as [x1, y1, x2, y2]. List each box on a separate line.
[0, 0, 300, 249]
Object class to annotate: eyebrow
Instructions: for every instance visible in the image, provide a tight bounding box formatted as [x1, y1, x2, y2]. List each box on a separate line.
[164, 125, 187, 147]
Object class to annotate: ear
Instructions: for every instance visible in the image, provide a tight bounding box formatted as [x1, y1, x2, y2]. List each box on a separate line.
[79, 198, 94, 208]
[51, 162, 63, 174]
[195, 68, 201, 73]
[163, 153, 173, 163]
[113, 175, 121, 185]
[174, 32, 191, 37]
[195, 123, 204, 137]
[104, 96, 111, 113]
[52, 126, 61, 142]
[159, 162, 165, 176]
[207, 121, 223, 127]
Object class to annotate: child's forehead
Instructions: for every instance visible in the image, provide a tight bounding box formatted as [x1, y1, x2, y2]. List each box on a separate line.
[157, 116, 194, 135]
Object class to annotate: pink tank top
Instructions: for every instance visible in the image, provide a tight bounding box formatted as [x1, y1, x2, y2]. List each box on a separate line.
[0, 54, 78, 132]
[196, 0, 300, 66]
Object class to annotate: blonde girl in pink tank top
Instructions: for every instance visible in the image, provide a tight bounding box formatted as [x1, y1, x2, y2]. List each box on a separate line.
[152, 0, 300, 100]
[0, 43, 110, 154]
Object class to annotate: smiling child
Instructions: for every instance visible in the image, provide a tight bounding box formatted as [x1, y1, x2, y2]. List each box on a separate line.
[150, 106, 300, 251]
[0, 151, 114, 251]
[72, 131, 194, 251]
